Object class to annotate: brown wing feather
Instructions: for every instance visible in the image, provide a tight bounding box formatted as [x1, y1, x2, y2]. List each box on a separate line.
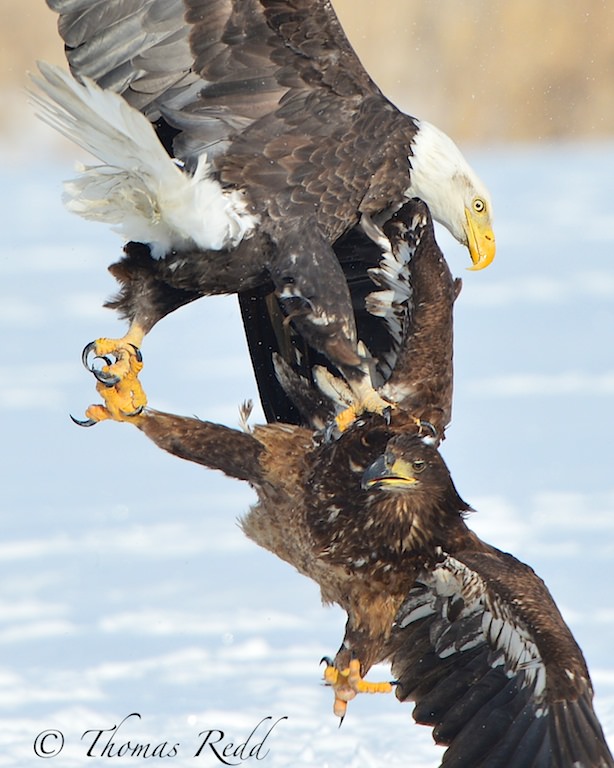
[49, 0, 199, 116]
[48, 1, 410, 177]
[136, 408, 266, 483]
[378, 201, 461, 435]
[391, 549, 614, 767]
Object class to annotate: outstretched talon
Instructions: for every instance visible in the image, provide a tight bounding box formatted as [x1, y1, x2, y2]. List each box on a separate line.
[76, 325, 147, 426]
[321, 657, 393, 720]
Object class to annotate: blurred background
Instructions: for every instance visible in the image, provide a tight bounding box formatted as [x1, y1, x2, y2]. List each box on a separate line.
[2, 0, 614, 146]
[1, 4, 613, 766]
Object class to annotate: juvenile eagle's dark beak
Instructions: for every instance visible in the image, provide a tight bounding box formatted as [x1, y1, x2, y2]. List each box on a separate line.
[361, 454, 420, 491]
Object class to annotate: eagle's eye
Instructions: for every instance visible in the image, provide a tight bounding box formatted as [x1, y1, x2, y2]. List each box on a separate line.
[411, 459, 426, 473]
[472, 197, 486, 214]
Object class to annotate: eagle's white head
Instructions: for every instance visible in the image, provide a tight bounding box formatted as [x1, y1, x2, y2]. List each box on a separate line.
[407, 121, 495, 270]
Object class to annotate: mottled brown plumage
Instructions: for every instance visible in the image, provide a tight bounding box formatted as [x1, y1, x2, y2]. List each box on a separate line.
[38, 9, 609, 760]
[262, 198, 461, 432]
[91, 195, 612, 764]
[130, 409, 613, 767]
[136, 409, 475, 671]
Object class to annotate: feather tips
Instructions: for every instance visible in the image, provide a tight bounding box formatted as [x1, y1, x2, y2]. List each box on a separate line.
[392, 552, 612, 767]
[30, 63, 257, 255]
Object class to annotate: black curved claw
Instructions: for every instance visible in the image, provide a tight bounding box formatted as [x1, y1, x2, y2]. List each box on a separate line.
[70, 414, 98, 428]
[418, 420, 438, 440]
[383, 405, 393, 426]
[320, 656, 334, 667]
[322, 422, 338, 444]
[82, 341, 120, 386]
[81, 342, 113, 370]
[121, 405, 144, 419]
[129, 344, 143, 363]
[81, 341, 97, 370]
[92, 367, 121, 387]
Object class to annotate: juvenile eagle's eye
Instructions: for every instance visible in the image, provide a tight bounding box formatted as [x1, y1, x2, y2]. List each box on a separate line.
[412, 459, 426, 473]
[472, 197, 486, 214]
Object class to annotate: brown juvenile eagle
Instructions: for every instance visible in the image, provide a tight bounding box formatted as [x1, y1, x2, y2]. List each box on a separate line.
[32, 0, 494, 423]
[129, 411, 613, 767]
[81, 201, 612, 766]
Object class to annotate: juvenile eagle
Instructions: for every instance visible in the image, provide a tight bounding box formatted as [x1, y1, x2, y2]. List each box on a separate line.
[98, 409, 612, 767]
[81, 198, 612, 765]
[33, 0, 494, 422]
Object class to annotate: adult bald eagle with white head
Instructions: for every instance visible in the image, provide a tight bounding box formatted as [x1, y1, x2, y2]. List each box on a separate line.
[33, 0, 495, 421]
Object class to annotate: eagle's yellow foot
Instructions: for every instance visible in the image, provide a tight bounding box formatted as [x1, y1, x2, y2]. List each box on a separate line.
[79, 371, 147, 426]
[322, 657, 393, 719]
[335, 389, 395, 433]
[75, 328, 147, 426]
[82, 324, 145, 388]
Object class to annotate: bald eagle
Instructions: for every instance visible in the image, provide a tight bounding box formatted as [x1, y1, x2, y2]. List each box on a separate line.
[32, 0, 494, 423]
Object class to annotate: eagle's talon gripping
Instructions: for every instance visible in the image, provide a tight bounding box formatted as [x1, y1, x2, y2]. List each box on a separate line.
[81, 340, 143, 382]
[93, 368, 121, 387]
[77, 327, 147, 425]
[322, 657, 393, 719]
[82, 341, 114, 379]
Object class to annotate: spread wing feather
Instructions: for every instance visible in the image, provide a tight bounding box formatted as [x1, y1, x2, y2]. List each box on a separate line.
[47, 0, 387, 168]
[391, 550, 614, 767]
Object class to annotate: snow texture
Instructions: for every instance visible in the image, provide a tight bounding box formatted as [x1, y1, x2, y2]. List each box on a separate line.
[1, 138, 614, 766]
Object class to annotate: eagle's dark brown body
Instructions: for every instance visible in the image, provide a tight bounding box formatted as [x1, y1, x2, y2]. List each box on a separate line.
[133, 406, 613, 767]
[138, 408, 476, 670]
[37, 1, 610, 764]
[39, 0, 494, 398]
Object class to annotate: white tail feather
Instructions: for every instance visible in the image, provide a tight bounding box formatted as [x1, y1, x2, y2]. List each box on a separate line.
[30, 62, 257, 256]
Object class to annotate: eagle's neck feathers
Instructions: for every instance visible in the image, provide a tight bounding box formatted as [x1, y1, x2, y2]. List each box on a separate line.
[367, 488, 468, 556]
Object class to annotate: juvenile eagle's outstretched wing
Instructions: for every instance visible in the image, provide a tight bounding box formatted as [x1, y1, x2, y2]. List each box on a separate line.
[391, 549, 614, 767]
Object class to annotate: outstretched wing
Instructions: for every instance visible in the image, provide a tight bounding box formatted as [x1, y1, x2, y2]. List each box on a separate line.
[46, 0, 420, 377]
[47, 0, 384, 166]
[391, 549, 614, 767]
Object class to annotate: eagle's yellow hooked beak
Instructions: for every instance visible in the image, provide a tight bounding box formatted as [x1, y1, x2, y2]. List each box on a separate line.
[464, 202, 496, 271]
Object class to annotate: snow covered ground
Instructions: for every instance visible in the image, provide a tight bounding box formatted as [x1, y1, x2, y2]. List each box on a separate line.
[1, 139, 614, 766]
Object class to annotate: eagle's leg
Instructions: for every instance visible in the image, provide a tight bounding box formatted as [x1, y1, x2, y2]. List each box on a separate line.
[322, 658, 393, 719]
[335, 377, 395, 432]
[314, 352, 395, 433]
[271, 225, 361, 370]
[83, 321, 146, 387]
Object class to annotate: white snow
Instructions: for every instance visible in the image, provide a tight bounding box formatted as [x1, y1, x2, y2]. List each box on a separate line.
[1, 134, 614, 766]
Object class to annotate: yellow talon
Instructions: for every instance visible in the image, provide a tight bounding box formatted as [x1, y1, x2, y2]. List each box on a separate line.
[79, 323, 148, 425]
[335, 405, 359, 433]
[335, 392, 395, 433]
[323, 658, 393, 719]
